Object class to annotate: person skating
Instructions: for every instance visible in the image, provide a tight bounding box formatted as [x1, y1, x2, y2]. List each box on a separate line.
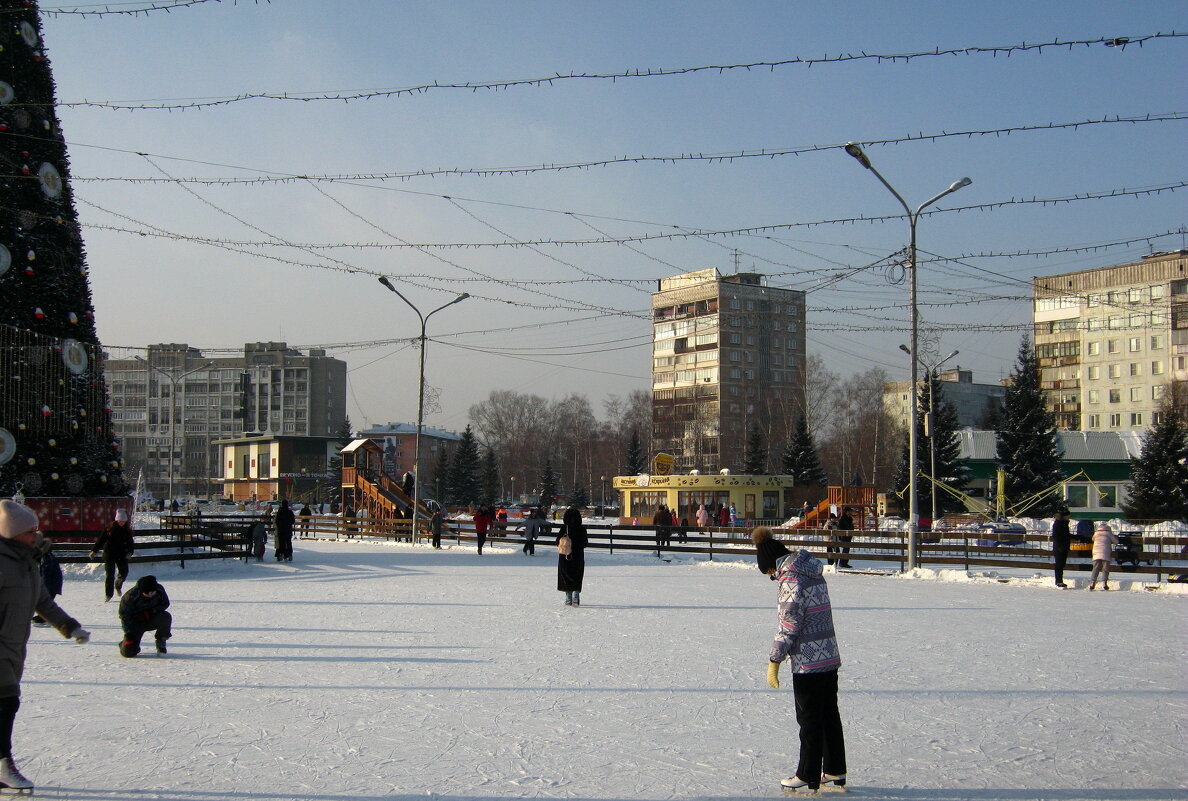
[835, 508, 854, 568]
[1050, 509, 1072, 588]
[274, 499, 295, 562]
[752, 526, 847, 794]
[90, 508, 134, 601]
[31, 540, 63, 628]
[1089, 522, 1118, 591]
[298, 503, 313, 538]
[522, 508, 548, 556]
[557, 506, 588, 606]
[430, 507, 444, 549]
[118, 575, 171, 657]
[473, 506, 493, 556]
[0, 501, 91, 794]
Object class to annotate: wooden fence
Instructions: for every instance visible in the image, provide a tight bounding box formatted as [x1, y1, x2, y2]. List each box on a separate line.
[83, 514, 1187, 582]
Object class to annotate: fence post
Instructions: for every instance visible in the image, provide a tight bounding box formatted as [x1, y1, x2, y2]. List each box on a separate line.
[708, 530, 714, 561]
[177, 530, 185, 569]
[608, 525, 614, 555]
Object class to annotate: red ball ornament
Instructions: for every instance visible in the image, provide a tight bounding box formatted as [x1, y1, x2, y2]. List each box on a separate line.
[20, 165, 30, 175]
[0, 124, 7, 132]
[34, 308, 44, 319]
[40, 405, 51, 416]
[24, 267, 32, 276]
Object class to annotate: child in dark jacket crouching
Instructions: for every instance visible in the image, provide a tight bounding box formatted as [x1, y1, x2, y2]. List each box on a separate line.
[118, 575, 171, 657]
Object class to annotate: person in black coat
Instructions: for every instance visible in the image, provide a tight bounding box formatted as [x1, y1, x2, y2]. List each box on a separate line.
[118, 575, 171, 657]
[32, 544, 63, 628]
[90, 509, 135, 601]
[557, 506, 588, 606]
[298, 503, 313, 538]
[274, 500, 295, 562]
[1051, 509, 1072, 588]
[835, 508, 855, 569]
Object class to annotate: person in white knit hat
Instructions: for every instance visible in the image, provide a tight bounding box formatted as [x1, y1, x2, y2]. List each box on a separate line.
[0, 499, 92, 793]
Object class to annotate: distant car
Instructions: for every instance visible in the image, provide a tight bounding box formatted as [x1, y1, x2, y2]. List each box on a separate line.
[976, 520, 1028, 546]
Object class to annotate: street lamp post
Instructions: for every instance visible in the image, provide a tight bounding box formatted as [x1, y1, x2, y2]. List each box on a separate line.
[378, 277, 469, 539]
[845, 142, 971, 570]
[136, 356, 214, 510]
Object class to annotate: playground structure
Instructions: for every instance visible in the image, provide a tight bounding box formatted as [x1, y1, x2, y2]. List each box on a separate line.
[790, 486, 879, 529]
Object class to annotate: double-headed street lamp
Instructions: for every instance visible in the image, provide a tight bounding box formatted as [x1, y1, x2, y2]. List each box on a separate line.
[845, 142, 971, 570]
[377, 277, 469, 537]
[136, 356, 214, 509]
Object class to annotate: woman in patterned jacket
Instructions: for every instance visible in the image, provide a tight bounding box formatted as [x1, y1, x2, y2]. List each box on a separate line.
[752, 526, 847, 794]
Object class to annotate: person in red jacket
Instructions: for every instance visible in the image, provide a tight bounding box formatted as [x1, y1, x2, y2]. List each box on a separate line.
[473, 506, 493, 556]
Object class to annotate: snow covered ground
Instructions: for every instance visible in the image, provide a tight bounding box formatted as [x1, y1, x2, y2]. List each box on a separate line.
[17, 537, 1186, 800]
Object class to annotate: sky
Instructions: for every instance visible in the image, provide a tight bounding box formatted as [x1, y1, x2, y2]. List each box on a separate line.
[25, 533, 1188, 799]
[35, 0, 1188, 433]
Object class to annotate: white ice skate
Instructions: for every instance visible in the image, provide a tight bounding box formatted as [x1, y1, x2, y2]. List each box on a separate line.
[0, 756, 33, 795]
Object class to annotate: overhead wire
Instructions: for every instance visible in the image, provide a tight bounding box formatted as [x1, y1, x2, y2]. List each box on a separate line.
[36, 33, 1187, 110]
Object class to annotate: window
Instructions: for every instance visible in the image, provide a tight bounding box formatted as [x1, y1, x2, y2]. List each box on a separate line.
[1129, 386, 1143, 402]
[1108, 389, 1121, 403]
[1108, 364, 1121, 379]
[1151, 334, 1165, 349]
[1065, 485, 1089, 507]
[729, 298, 741, 310]
[1108, 316, 1123, 330]
[1086, 365, 1100, 380]
[1129, 313, 1145, 328]
[1088, 293, 1101, 307]
[1152, 360, 1165, 375]
[1130, 413, 1143, 426]
[1129, 363, 1142, 377]
[1086, 414, 1100, 429]
[1153, 384, 1166, 400]
[1097, 485, 1118, 508]
[1109, 413, 1121, 427]
[1087, 318, 1101, 331]
[1106, 339, 1119, 353]
[1087, 341, 1100, 356]
[1087, 390, 1099, 404]
[1129, 337, 1142, 352]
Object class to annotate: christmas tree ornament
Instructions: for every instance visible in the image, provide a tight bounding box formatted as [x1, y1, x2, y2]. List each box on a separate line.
[37, 162, 62, 197]
[47, 439, 55, 446]
[67, 311, 78, 324]
[34, 308, 44, 319]
[0, 81, 13, 104]
[26, 458, 35, 466]
[0, 244, 10, 277]
[0, 429, 15, 466]
[40, 405, 51, 416]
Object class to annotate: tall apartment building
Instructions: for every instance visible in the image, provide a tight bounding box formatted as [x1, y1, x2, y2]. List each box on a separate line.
[883, 368, 1006, 431]
[651, 268, 806, 474]
[104, 342, 347, 498]
[1033, 250, 1186, 431]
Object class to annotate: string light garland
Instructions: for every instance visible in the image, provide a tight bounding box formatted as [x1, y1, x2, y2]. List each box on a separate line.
[62, 112, 1188, 186]
[33, 32, 1188, 111]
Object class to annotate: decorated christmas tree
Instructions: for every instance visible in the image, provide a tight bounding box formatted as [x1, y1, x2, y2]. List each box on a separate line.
[0, 1, 128, 498]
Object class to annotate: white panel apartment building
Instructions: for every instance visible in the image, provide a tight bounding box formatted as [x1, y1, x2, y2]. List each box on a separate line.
[104, 342, 347, 498]
[1033, 250, 1186, 432]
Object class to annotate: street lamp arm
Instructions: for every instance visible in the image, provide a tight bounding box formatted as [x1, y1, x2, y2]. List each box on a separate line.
[377, 277, 425, 327]
[916, 178, 972, 218]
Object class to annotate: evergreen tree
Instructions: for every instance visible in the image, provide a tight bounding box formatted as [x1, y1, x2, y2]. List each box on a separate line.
[742, 422, 768, 474]
[538, 454, 560, 512]
[995, 337, 1064, 517]
[449, 425, 482, 506]
[919, 372, 970, 515]
[891, 373, 971, 516]
[479, 446, 500, 506]
[0, 6, 127, 498]
[335, 416, 353, 443]
[431, 444, 451, 505]
[781, 414, 827, 486]
[1123, 387, 1188, 521]
[569, 481, 590, 509]
[625, 429, 646, 475]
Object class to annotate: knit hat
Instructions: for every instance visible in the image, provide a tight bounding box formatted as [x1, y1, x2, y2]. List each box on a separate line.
[115, 509, 129, 523]
[1095, 522, 1112, 533]
[136, 575, 160, 592]
[751, 527, 791, 574]
[0, 500, 39, 539]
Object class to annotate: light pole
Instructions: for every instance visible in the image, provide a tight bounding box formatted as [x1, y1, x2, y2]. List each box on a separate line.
[136, 356, 214, 510]
[845, 142, 971, 570]
[377, 277, 469, 538]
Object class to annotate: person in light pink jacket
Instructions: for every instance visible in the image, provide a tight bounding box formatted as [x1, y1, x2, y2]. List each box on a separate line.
[1089, 522, 1119, 591]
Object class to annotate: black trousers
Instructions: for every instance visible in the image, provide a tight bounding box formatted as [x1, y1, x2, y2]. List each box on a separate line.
[0, 695, 18, 759]
[275, 530, 293, 560]
[1053, 545, 1070, 584]
[792, 669, 846, 785]
[123, 610, 173, 647]
[104, 557, 129, 599]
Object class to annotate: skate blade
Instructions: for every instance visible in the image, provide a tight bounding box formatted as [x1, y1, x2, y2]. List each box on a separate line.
[0, 787, 34, 796]
[781, 787, 849, 796]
